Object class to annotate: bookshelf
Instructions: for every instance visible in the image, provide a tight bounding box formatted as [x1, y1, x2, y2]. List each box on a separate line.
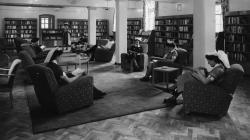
[57, 19, 88, 42]
[154, 15, 193, 64]
[224, 11, 250, 74]
[96, 19, 109, 40]
[4, 18, 37, 45]
[127, 18, 143, 44]
[41, 29, 63, 47]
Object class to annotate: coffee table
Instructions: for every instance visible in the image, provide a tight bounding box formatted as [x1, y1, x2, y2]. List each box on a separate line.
[59, 53, 90, 73]
[152, 66, 180, 91]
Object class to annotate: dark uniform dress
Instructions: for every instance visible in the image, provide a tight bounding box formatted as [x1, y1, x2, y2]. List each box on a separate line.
[176, 64, 225, 92]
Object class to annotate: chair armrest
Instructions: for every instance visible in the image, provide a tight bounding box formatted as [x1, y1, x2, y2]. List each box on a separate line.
[0, 67, 10, 71]
[55, 75, 94, 113]
[0, 73, 13, 76]
[150, 56, 164, 61]
[183, 80, 232, 115]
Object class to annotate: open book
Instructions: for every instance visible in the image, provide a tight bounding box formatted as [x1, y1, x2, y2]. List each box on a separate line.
[71, 68, 85, 76]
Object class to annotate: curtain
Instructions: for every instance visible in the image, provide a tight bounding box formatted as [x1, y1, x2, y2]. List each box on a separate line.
[143, 0, 155, 31]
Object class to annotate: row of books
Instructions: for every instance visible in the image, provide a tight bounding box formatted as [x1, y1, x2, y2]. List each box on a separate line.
[228, 52, 249, 62]
[155, 19, 192, 25]
[20, 34, 34, 38]
[42, 30, 63, 34]
[226, 43, 248, 52]
[155, 32, 177, 38]
[179, 18, 192, 25]
[6, 26, 17, 29]
[127, 30, 139, 35]
[43, 36, 63, 40]
[225, 26, 248, 34]
[155, 26, 177, 31]
[96, 29, 107, 32]
[5, 20, 36, 25]
[127, 26, 141, 30]
[226, 16, 249, 25]
[127, 21, 141, 25]
[226, 34, 249, 42]
[178, 33, 192, 39]
[5, 30, 17, 34]
[179, 26, 192, 32]
[97, 22, 107, 25]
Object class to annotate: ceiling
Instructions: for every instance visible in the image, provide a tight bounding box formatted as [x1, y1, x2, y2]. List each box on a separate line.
[0, 0, 221, 9]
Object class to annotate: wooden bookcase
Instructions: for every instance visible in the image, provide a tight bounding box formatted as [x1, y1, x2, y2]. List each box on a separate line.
[224, 11, 250, 74]
[154, 15, 193, 64]
[96, 19, 109, 40]
[127, 18, 143, 44]
[4, 18, 37, 45]
[41, 29, 63, 47]
[57, 19, 88, 42]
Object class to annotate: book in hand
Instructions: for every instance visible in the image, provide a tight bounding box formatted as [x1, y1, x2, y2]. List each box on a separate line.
[71, 68, 85, 76]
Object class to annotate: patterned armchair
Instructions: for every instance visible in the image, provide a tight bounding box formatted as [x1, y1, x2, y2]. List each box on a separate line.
[183, 64, 244, 117]
[27, 64, 93, 114]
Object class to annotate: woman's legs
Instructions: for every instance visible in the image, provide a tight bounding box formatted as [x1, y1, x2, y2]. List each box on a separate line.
[163, 70, 195, 106]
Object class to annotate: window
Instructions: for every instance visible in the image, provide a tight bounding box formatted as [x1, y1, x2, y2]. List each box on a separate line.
[215, 4, 223, 33]
[39, 14, 55, 29]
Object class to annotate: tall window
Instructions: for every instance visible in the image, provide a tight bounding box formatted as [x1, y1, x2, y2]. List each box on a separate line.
[39, 14, 55, 29]
[215, 4, 223, 33]
[143, 0, 155, 31]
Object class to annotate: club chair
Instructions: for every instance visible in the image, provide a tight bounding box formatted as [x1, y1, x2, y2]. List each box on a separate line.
[0, 59, 21, 108]
[94, 40, 116, 62]
[183, 64, 244, 117]
[26, 64, 93, 114]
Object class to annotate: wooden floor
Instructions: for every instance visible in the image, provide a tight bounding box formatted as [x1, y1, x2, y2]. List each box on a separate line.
[0, 62, 250, 140]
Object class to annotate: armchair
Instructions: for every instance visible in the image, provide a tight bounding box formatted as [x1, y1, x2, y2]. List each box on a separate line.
[26, 64, 93, 114]
[94, 40, 116, 62]
[183, 64, 244, 117]
[0, 59, 21, 108]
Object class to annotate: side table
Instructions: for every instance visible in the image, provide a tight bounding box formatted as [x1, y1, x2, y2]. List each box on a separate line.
[152, 66, 180, 91]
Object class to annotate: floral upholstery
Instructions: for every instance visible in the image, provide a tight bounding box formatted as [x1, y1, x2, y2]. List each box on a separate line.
[183, 64, 244, 117]
[27, 64, 93, 114]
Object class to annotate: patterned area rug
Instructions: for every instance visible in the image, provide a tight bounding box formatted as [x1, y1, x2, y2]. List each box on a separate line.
[25, 64, 171, 133]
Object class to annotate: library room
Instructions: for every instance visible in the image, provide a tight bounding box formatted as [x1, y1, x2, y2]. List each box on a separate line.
[0, 0, 249, 139]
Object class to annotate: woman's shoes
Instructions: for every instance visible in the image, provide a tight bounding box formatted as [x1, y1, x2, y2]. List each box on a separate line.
[163, 96, 177, 107]
[140, 76, 150, 82]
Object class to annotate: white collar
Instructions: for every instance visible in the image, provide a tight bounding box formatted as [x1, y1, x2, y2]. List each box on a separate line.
[52, 60, 58, 64]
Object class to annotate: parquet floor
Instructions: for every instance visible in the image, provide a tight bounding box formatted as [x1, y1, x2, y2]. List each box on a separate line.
[0, 62, 250, 140]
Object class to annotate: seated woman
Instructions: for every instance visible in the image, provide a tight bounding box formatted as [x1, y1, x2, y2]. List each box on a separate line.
[163, 50, 230, 106]
[140, 42, 179, 81]
[46, 49, 107, 99]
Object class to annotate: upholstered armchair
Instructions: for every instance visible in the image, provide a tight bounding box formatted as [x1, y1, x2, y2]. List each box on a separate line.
[27, 64, 93, 114]
[183, 64, 244, 117]
[94, 39, 116, 62]
[0, 59, 21, 108]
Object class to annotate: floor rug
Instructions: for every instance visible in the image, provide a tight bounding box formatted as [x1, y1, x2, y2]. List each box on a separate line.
[26, 64, 171, 133]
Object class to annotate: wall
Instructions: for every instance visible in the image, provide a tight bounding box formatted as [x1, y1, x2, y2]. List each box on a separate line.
[158, 0, 193, 17]
[0, 6, 112, 37]
[229, 0, 250, 12]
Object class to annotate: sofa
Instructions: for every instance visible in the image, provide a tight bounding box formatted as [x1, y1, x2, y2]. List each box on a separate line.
[183, 64, 244, 117]
[27, 64, 93, 114]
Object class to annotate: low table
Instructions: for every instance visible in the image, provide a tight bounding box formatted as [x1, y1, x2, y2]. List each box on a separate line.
[59, 53, 90, 73]
[152, 66, 180, 91]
